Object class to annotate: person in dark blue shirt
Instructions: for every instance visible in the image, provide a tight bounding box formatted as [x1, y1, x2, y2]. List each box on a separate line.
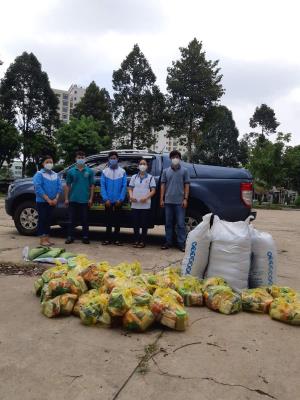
[33, 155, 62, 246]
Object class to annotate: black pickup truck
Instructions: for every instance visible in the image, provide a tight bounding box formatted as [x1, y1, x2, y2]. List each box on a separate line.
[5, 150, 254, 235]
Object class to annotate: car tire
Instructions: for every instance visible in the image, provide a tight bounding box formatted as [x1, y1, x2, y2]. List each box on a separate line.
[14, 201, 38, 236]
[185, 211, 203, 234]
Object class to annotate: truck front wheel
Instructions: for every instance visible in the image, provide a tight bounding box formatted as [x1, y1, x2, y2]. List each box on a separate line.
[14, 201, 38, 236]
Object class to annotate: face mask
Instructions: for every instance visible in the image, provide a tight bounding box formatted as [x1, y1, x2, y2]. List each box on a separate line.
[109, 159, 118, 167]
[171, 157, 180, 166]
[76, 158, 85, 165]
[44, 163, 53, 171]
[139, 165, 147, 172]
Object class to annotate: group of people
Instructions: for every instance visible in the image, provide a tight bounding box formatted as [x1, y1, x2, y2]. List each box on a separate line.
[33, 150, 190, 251]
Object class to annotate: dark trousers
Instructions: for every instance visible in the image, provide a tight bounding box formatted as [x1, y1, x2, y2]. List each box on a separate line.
[132, 208, 150, 243]
[105, 204, 121, 241]
[36, 202, 54, 237]
[68, 202, 89, 239]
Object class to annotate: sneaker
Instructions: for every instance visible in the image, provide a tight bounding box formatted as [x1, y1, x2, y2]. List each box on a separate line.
[82, 238, 90, 244]
[65, 237, 74, 244]
[161, 243, 170, 250]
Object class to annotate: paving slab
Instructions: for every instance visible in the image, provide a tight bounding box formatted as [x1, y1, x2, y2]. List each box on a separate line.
[1, 201, 300, 400]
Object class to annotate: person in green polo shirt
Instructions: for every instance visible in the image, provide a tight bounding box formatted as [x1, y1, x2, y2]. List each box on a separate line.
[64, 151, 95, 244]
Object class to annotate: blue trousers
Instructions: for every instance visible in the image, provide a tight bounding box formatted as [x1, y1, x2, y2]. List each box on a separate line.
[36, 202, 54, 237]
[165, 204, 186, 247]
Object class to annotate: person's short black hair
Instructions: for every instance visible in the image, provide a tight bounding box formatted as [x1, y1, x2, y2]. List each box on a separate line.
[169, 150, 182, 159]
[41, 155, 53, 163]
[108, 151, 119, 159]
[76, 151, 85, 157]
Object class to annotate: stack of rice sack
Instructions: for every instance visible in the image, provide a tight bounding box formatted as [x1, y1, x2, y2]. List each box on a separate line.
[181, 213, 278, 290]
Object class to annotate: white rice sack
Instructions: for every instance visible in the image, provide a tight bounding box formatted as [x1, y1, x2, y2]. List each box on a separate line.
[181, 213, 212, 278]
[249, 227, 277, 288]
[206, 215, 251, 290]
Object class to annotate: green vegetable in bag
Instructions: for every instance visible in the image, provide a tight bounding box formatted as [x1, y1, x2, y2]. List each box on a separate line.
[28, 247, 50, 261]
[36, 248, 65, 259]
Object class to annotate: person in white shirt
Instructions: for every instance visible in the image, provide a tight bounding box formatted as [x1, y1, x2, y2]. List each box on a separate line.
[128, 159, 156, 248]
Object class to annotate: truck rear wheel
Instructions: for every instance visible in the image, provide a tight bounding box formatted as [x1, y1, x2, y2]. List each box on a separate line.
[14, 201, 38, 236]
[185, 211, 203, 233]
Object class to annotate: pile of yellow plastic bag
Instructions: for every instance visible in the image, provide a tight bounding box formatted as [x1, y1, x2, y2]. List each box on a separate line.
[34, 257, 300, 330]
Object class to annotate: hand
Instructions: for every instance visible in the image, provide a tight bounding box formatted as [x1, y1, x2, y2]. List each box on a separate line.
[115, 200, 122, 208]
[130, 197, 137, 203]
[160, 199, 164, 208]
[51, 198, 58, 206]
[47, 199, 54, 206]
[140, 197, 148, 203]
[88, 199, 93, 208]
[182, 199, 188, 209]
[105, 200, 111, 208]
[64, 199, 69, 207]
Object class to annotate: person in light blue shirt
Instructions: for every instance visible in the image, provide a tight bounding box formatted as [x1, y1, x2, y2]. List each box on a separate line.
[33, 155, 62, 246]
[101, 151, 127, 245]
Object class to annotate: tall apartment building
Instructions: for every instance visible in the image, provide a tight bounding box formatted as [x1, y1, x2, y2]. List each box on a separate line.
[53, 84, 86, 123]
[151, 127, 187, 154]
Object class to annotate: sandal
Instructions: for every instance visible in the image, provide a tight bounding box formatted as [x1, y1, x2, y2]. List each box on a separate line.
[102, 240, 111, 245]
[114, 241, 123, 246]
[137, 242, 146, 248]
[133, 242, 139, 248]
[161, 243, 170, 250]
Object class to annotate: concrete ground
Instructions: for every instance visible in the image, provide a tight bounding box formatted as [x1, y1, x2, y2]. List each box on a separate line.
[0, 199, 299, 400]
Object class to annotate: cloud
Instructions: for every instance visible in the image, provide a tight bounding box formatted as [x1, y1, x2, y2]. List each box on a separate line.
[40, 0, 164, 35]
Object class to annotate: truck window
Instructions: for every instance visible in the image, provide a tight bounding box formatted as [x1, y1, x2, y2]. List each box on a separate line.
[118, 157, 154, 177]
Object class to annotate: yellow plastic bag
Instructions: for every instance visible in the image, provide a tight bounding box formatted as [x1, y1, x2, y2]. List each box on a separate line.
[202, 276, 228, 291]
[177, 276, 204, 307]
[80, 263, 110, 289]
[269, 297, 300, 325]
[241, 288, 273, 313]
[103, 269, 127, 292]
[73, 289, 99, 316]
[204, 285, 241, 315]
[130, 287, 152, 306]
[79, 293, 111, 326]
[268, 285, 298, 301]
[114, 261, 141, 277]
[108, 287, 133, 317]
[42, 293, 78, 318]
[123, 306, 155, 332]
[151, 287, 184, 322]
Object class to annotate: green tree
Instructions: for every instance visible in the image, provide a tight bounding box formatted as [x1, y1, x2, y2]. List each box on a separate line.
[283, 145, 300, 192]
[247, 133, 290, 188]
[56, 116, 110, 165]
[166, 38, 224, 161]
[191, 105, 243, 167]
[0, 52, 59, 176]
[72, 81, 113, 136]
[112, 44, 165, 149]
[0, 119, 21, 168]
[249, 104, 280, 137]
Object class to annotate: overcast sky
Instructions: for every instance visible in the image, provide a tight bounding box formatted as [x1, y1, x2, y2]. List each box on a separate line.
[1, 0, 300, 144]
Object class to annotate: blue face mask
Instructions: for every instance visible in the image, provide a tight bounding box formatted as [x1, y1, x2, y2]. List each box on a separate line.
[76, 158, 85, 165]
[109, 159, 118, 167]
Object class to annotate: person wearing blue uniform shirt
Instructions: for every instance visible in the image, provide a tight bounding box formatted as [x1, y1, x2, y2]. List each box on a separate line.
[128, 158, 156, 248]
[33, 155, 62, 246]
[101, 151, 127, 245]
[64, 151, 95, 244]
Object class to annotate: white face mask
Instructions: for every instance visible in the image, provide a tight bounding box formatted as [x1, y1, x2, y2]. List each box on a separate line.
[139, 164, 147, 172]
[171, 158, 180, 166]
[44, 163, 53, 171]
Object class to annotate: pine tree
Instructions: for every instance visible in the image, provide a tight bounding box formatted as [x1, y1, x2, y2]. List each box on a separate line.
[0, 52, 59, 176]
[166, 38, 224, 161]
[72, 81, 113, 137]
[112, 44, 165, 149]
